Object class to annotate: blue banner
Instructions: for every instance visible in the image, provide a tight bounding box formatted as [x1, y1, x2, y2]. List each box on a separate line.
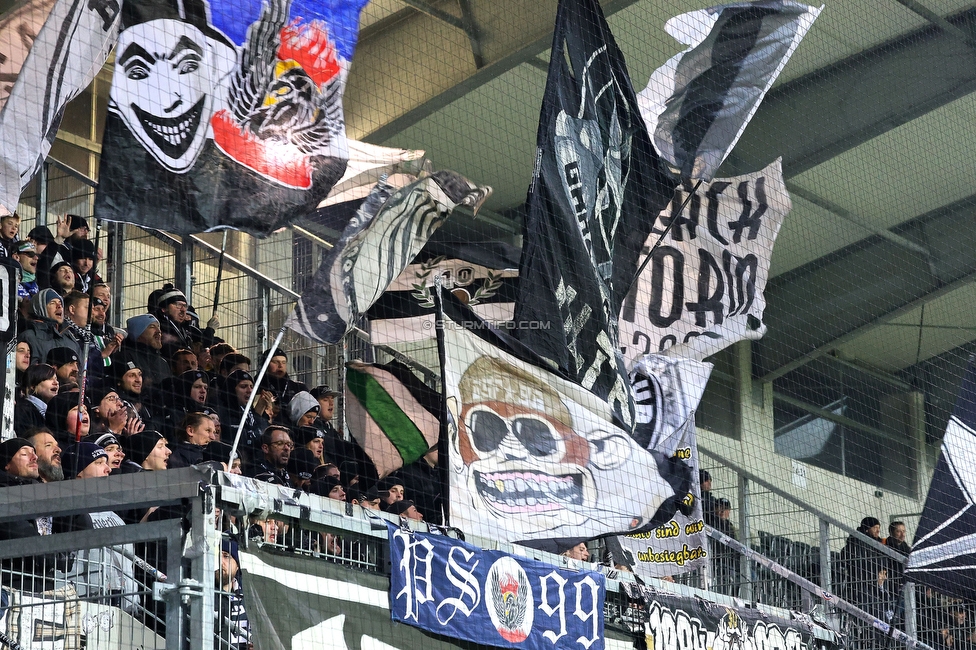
[388, 523, 605, 650]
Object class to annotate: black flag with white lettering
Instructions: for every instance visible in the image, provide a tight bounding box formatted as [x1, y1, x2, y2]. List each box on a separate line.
[513, 0, 677, 431]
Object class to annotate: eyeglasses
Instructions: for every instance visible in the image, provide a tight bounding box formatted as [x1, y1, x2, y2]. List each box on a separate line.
[18, 252, 37, 258]
[270, 441, 294, 449]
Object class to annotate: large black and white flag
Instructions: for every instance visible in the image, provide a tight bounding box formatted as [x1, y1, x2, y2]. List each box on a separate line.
[367, 242, 519, 346]
[0, 0, 119, 212]
[513, 0, 677, 432]
[440, 291, 685, 543]
[287, 171, 491, 344]
[906, 359, 976, 601]
[639, 1, 821, 181]
[619, 159, 789, 367]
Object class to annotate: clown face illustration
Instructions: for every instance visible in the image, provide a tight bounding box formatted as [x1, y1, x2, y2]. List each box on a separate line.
[452, 355, 672, 539]
[110, 19, 235, 172]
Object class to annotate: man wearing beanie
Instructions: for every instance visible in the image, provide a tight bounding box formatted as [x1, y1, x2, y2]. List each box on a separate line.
[288, 391, 319, 428]
[387, 499, 424, 523]
[287, 448, 320, 491]
[0, 438, 38, 485]
[152, 284, 194, 356]
[125, 430, 171, 471]
[0, 437, 69, 592]
[21, 288, 82, 366]
[260, 348, 307, 409]
[69, 238, 100, 293]
[58, 442, 140, 613]
[60, 442, 110, 479]
[839, 515, 888, 616]
[123, 314, 171, 390]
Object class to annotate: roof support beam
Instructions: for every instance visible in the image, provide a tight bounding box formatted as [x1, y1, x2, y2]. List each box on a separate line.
[756, 193, 976, 381]
[722, 7, 976, 178]
[345, 0, 639, 142]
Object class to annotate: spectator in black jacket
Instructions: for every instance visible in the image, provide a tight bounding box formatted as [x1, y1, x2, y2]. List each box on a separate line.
[249, 426, 293, 485]
[14, 364, 59, 434]
[169, 412, 217, 469]
[0, 437, 70, 592]
[122, 314, 171, 391]
[260, 349, 307, 410]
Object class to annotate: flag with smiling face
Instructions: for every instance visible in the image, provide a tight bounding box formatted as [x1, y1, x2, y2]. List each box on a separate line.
[94, 0, 376, 236]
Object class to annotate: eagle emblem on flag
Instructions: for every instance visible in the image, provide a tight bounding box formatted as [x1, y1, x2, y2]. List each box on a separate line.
[212, 0, 345, 188]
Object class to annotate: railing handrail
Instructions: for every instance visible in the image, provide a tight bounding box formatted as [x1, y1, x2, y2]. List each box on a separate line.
[698, 444, 907, 564]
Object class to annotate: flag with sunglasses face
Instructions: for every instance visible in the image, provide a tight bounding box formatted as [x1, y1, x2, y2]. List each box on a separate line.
[94, 0, 372, 235]
[440, 291, 688, 543]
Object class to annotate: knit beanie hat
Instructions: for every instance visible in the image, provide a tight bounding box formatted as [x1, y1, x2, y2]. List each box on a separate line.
[125, 430, 165, 465]
[126, 314, 159, 341]
[61, 442, 108, 477]
[0, 438, 33, 469]
[288, 391, 319, 424]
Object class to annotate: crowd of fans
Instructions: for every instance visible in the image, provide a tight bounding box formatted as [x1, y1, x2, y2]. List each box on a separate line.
[0, 213, 445, 647]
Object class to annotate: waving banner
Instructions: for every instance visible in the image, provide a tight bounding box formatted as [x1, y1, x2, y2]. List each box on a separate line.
[94, 0, 371, 235]
[906, 359, 976, 601]
[286, 170, 491, 343]
[368, 250, 518, 346]
[617, 355, 712, 578]
[389, 522, 605, 650]
[440, 291, 686, 543]
[513, 0, 677, 431]
[620, 159, 789, 366]
[0, 0, 118, 212]
[639, 2, 821, 181]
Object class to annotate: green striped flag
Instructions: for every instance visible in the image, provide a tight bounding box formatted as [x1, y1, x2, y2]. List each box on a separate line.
[345, 361, 440, 478]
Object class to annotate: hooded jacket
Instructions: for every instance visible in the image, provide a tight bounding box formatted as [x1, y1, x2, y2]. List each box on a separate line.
[21, 289, 82, 365]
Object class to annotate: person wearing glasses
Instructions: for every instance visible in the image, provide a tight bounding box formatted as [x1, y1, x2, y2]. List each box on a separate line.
[250, 426, 293, 485]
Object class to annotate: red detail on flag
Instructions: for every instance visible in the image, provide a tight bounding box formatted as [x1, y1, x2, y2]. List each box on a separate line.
[211, 110, 313, 189]
[499, 574, 519, 597]
[498, 629, 528, 643]
[279, 20, 341, 87]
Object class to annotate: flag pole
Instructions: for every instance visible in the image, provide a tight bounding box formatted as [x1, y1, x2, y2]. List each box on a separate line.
[75, 218, 101, 442]
[432, 277, 450, 527]
[625, 179, 703, 298]
[227, 322, 287, 468]
[211, 230, 229, 323]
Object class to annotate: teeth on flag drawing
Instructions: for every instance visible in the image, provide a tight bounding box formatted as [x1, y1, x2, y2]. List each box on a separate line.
[94, 0, 378, 235]
[439, 290, 683, 543]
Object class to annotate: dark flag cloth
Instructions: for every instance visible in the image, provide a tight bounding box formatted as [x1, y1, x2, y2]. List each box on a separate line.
[513, 0, 678, 433]
[638, 1, 821, 182]
[439, 288, 688, 543]
[285, 170, 491, 344]
[906, 359, 976, 602]
[366, 240, 519, 345]
[0, 0, 119, 212]
[344, 360, 440, 479]
[93, 0, 371, 236]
